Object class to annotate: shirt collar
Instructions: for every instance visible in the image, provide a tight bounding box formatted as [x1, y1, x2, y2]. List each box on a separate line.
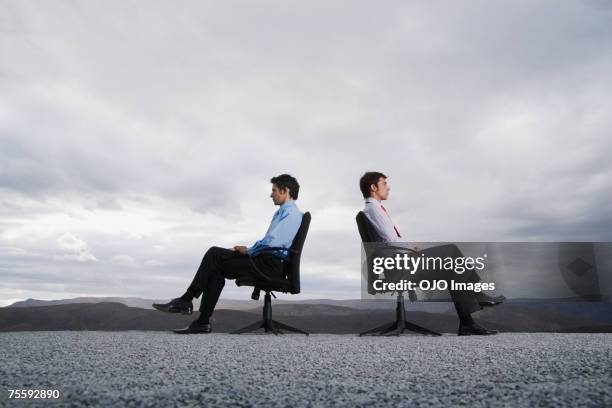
[365, 197, 381, 205]
[279, 199, 296, 210]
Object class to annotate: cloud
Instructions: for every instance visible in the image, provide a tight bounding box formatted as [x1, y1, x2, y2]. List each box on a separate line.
[53, 233, 97, 262]
[143, 259, 166, 267]
[110, 254, 138, 268]
[1, 0, 611, 305]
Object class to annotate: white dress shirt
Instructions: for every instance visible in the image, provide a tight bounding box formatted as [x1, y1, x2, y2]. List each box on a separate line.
[362, 197, 402, 243]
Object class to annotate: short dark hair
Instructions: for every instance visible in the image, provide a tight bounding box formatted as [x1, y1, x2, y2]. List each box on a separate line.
[359, 171, 387, 199]
[271, 174, 300, 199]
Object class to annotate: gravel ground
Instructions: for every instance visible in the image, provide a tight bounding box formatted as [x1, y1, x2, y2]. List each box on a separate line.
[1, 332, 611, 407]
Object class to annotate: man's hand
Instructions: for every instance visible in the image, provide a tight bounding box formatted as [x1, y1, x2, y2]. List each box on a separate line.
[232, 245, 248, 255]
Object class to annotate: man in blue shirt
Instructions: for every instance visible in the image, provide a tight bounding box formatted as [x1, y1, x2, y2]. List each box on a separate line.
[153, 174, 303, 334]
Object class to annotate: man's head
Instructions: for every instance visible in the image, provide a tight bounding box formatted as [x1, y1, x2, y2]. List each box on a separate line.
[359, 171, 389, 201]
[270, 174, 299, 205]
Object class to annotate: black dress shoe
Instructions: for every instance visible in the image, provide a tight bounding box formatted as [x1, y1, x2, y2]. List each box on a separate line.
[173, 320, 212, 334]
[476, 293, 506, 307]
[152, 298, 193, 315]
[458, 323, 499, 336]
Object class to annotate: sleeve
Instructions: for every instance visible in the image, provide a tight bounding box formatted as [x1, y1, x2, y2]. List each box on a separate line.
[247, 210, 301, 256]
[247, 240, 266, 256]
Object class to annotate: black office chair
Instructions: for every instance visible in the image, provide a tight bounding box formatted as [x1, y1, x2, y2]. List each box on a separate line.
[357, 211, 440, 336]
[231, 212, 311, 335]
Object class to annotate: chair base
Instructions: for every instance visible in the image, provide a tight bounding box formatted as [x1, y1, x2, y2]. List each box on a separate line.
[231, 318, 309, 335]
[231, 292, 309, 336]
[360, 294, 441, 337]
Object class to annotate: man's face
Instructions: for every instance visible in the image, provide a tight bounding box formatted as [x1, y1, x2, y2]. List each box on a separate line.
[371, 177, 390, 200]
[270, 184, 290, 205]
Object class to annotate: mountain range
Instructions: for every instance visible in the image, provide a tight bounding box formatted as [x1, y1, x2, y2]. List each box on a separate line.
[2, 297, 611, 333]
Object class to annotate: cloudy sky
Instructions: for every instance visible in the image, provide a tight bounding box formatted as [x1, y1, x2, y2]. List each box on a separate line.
[1, 0, 611, 306]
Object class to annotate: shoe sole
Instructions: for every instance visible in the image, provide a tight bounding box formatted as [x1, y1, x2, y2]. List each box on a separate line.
[172, 329, 211, 334]
[152, 305, 193, 315]
[173, 331, 211, 334]
[479, 302, 503, 307]
[457, 332, 499, 336]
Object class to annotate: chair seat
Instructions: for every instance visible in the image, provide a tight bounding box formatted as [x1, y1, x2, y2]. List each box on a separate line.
[235, 276, 292, 293]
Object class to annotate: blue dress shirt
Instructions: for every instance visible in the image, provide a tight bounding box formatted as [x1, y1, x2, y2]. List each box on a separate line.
[247, 200, 304, 260]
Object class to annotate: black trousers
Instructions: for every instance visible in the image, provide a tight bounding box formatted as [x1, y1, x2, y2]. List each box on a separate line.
[187, 246, 284, 319]
[412, 244, 482, 317]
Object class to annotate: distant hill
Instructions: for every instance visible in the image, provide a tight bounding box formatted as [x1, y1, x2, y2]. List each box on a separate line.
[7, 296, 452, 313]
[514, 301, 612, 325]
[8, 297, 612, 325]
[8, 297, 259, 311]
[1, 302, 611, 333]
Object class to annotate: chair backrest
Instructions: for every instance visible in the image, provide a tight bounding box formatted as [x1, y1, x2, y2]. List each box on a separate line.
[356, 211, 383, 243]
[357, 210, 404, 296]
[356, 211, 418, 300]
[286, 211, 311, 294]
[357, 211, 377, 295]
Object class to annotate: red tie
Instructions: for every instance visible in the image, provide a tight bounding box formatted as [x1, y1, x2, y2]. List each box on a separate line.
[380, 205, 401, 238]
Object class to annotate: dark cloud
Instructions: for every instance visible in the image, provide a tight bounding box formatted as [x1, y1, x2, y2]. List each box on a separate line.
[1, 0, 611, 305]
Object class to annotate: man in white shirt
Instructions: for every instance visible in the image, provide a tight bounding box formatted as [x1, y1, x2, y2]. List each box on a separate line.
[359, 171, 505, 336]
